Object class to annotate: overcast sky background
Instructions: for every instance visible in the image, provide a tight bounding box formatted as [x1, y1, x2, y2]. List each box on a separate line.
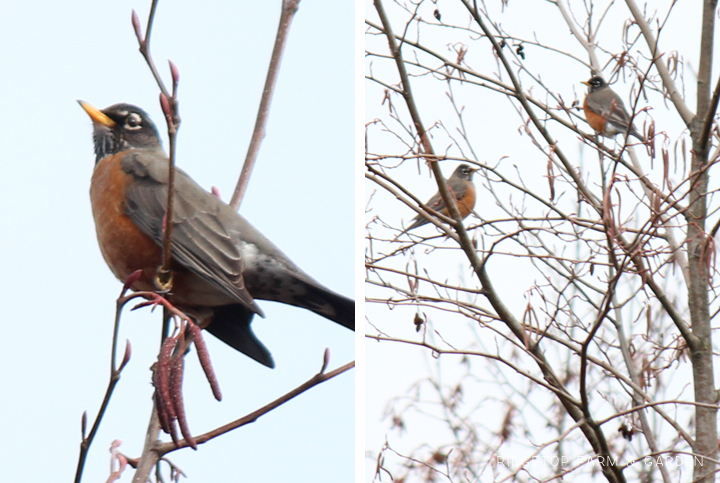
[0, 1, 355, 481]
[365, 1, 711, 481]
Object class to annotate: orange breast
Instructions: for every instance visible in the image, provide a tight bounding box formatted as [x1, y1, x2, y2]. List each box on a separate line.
[584, 96, 607, 134]
[90, 153, 237, 308]
[457, 184, 476, 219]
[90, 152, 162, 292]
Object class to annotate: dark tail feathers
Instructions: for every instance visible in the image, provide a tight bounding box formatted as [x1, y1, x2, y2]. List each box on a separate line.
[205, 304, 274, 368]
[291, 282, 355, 331]
[205, 286, 354, 368]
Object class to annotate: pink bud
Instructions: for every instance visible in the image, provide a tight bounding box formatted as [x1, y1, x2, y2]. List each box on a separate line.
[122, 269, 143, 293]
[159, 92, 172, 123]
[169, 60, 180, 89]
[131, 10, 143, 42]
[119, 340, 132, 371]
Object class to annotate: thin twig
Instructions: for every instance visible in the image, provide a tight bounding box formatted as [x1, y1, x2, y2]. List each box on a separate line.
[699, 73, 720, 151]
[131, 406, 163, 483]
[158, 91, 180, 288]
[229, 0, 302, 210]
[132, 4, 169, 98]
[374, 2, 626, 482]
[624, 0, 693, 125]
[132, 4, 181, 290]
[74, 280, 136, 483]
[130, 4, 184, 479]
[156, 359, 355, 453]
[373, 0, 467, 239]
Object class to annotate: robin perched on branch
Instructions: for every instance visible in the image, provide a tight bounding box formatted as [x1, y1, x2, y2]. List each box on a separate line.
[582, 76, 645, 142]
[79, 101, 354, 368]
[400, 164, 478, 234]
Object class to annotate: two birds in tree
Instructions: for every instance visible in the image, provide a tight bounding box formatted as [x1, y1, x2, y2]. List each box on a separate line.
[399, 75, 645, 235]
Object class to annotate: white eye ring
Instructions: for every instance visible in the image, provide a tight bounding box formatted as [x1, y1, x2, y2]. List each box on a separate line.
[125, 113, 142, 130]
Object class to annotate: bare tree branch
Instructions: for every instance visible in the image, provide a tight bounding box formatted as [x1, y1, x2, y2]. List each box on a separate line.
[230, 0, 302, 210]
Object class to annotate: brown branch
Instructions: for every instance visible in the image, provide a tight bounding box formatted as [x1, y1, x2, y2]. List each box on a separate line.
[624, 0, 694, 126]
[372, 3, 634, 482]
[131, 408, 163, 483]
[366, 21, 690, 219]
[458, 0, 601, 211]
[131, 5, 169, 98]
[156, 358, 355, 453]
[699, 73, 720, 152]
[451, 11, 621, 479]
[75, 285, 195, 483]
[365, 166, 460, 240]
[373, 0, 468, 239]
[74, 276, 136, 483]
[130, 6, 186, 479]
[131, 4, 181, 291]
[548, 0, 601, 72]
[229, 0, 302, 210]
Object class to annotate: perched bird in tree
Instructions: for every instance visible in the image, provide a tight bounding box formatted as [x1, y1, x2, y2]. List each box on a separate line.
[582, 76, 645, 142]
[79, 101, 355, 368]
[400, 164, 478, 234]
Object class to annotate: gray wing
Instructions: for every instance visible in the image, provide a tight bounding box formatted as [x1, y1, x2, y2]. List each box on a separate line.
[587, 90, 632, 126]
[120, 149, 263, 316]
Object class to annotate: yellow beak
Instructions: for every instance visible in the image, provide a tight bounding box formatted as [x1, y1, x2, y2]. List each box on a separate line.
[78, 100, 116, 127]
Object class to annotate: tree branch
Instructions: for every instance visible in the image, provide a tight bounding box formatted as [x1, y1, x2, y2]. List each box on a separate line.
[229, 0, 302, 210]
[625, 0, 694, 126]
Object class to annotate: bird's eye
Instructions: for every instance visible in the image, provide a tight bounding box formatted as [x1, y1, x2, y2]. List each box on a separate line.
[125, 113, 142, 130]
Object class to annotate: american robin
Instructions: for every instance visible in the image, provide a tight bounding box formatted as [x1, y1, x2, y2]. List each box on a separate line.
[402, 164, 478, 233]
[79, 101, 354, 368]
[582, 76, 645, 142]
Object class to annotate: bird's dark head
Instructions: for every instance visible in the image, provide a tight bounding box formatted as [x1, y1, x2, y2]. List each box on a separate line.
[454, 164, 478, 181]
[581, 76, 607, 92]
[78, 101, 162, 163]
